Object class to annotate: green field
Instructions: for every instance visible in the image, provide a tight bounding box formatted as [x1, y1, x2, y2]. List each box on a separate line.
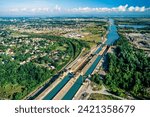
[88, 93, 119, 100]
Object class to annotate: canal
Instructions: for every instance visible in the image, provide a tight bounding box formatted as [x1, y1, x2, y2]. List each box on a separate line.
[62, 18, 119, 100]
[43, 73, 73, 100]
[42, 18, 119, 100]
[62, 75, 83, 100]
[106, 19, 119, 45]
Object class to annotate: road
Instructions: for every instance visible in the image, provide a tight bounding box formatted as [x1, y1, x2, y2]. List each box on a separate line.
[74, 81, 126, 100]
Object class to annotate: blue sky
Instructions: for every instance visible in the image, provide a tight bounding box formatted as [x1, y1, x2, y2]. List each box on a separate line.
[0, 0, 150, 16]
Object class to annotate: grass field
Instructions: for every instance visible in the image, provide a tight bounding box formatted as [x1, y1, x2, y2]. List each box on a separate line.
[88, 93, 119, 100]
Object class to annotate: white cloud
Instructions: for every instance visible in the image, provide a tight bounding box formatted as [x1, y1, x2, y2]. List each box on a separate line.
[68, 4, 149, 13]
[31, 8, 36, 12]
[10, 7, 50, 13]
[128, 6, 135, 12]
[30, 8, 50, 12]
[9, 4, 150, 14]
[21, 8, 27, 11]
[54, 5, 61, 11]
[128, 6, 146, 12]
[117, 4, 128, 12]
[10, 8, 19, 12]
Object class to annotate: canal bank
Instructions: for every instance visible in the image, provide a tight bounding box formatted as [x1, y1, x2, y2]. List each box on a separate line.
[62, 18, 119, 100]
[42, 18, 119, 100]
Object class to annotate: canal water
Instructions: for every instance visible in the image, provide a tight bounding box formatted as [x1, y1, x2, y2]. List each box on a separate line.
[62, 19, 119, 100]
[62, 75, 83, 100]
[62, 55, 103, 100]
[118, 24, 148, 29]
[28, 74, 60, 100]
[43, 74, 73, 100]
[94, 46, 102, 55]
[106, 19, 119, 45]
[85, 55, 102, 76]
[43, 18, 119, 100]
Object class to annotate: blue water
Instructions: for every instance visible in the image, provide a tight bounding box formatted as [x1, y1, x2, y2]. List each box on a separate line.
[28, 74, 60, 100]
[85, 55, 102, 76]
[62, 75, 83, 100]
[42, 18, 119, 100]
[62, 19, 120, 100]
[43, 74, 72, 100]
[94, 47, 102, 54]
[118, 24, 147, 29]
[106, 19, 119, 45]
[62, 55, 102, 100]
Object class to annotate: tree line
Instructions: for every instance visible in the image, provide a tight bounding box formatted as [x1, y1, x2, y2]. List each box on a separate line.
[104, 35, 150, 99]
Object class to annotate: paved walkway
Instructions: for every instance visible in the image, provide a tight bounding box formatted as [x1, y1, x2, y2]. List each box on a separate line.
[74, 81, 126, 100]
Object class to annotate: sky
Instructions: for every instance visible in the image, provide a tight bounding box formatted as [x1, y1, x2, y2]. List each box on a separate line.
[0, 0, 150, 16]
